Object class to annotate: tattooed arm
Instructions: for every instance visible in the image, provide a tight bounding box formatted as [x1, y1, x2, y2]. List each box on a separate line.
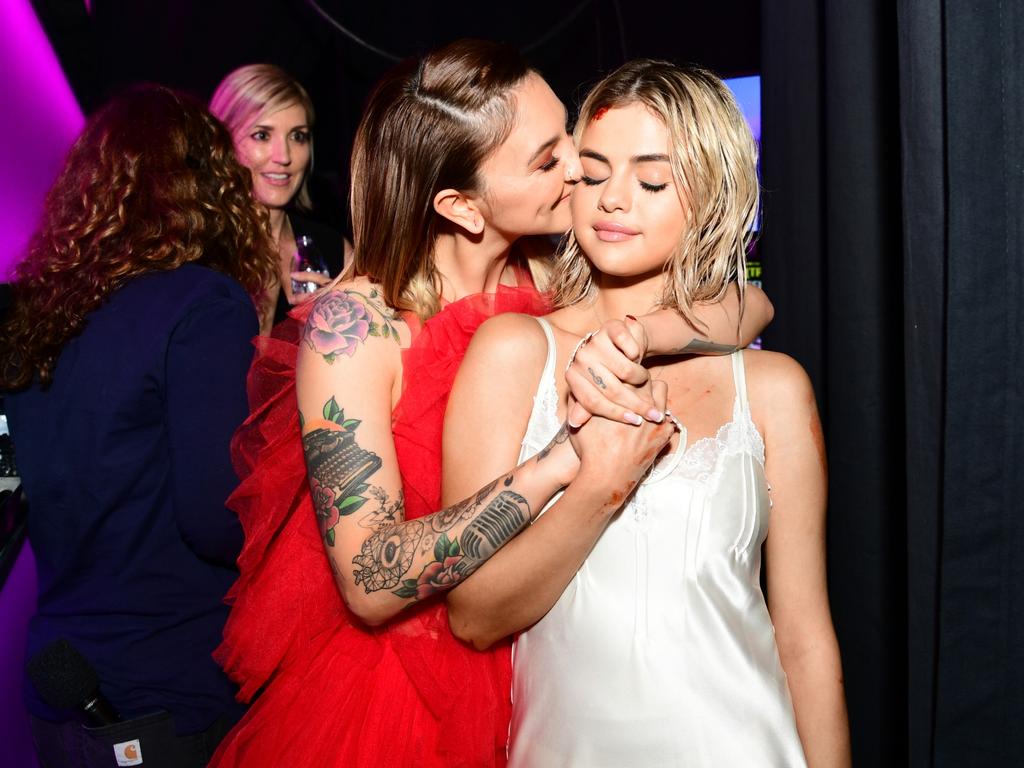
[296, 281, 578, 627]
[444, 314, 673, 649]
[649, 282, 772, 355]
[565, 283, 773, 426]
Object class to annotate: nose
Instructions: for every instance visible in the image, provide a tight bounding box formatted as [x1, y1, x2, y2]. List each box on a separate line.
[563, 156, 580, 183]
[270, 135, 291, 166]
[598, 173, 631, 213]
[561, 137, 581, 183]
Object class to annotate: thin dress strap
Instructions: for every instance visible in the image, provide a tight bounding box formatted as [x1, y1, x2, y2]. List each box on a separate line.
[517, 316, 562, 465]
[533, 316, 557, 383]
[730, 349, 751, 412]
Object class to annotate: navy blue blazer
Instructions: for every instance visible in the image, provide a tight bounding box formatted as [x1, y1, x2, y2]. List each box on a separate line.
[6, 264, 255, 734]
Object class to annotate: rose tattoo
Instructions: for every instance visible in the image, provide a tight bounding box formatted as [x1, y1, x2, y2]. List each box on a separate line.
[304, 292, 372, 361]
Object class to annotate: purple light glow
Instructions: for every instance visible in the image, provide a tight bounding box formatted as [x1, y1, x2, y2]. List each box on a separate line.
[0, 543, 38, 767]
[1, 0, 84, 278]
[723, 75, 761, 142]
[2, 2, 81, 761]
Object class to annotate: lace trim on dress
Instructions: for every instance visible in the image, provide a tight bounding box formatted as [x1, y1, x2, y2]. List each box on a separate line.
[670, 400, 765, 485]
[523, 382, 560, 454]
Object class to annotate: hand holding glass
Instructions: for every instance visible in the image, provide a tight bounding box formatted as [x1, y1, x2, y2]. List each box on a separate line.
[290, 236, 330, 295]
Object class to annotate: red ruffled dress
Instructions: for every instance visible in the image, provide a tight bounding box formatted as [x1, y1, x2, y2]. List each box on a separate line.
[211, 283, 550, 768]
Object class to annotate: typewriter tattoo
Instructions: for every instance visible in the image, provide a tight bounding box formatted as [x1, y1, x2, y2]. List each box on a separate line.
[304, 397, 383, 548]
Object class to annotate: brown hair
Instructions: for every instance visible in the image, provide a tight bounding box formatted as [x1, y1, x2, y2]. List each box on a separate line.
[349, 39, 534, 320]
[0, 84, 277, 390]
[210, 63, 317, 211]
[553, 60, 760, 330]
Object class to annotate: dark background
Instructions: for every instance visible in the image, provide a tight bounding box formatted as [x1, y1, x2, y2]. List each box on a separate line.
[31, 0, 760, 232]
[27, 2, 1024, 766]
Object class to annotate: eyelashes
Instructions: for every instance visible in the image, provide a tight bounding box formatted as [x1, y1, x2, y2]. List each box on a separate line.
[580, 175, 668, 193]
[639, 181, 668, 193]
[539, 156, 560, 172]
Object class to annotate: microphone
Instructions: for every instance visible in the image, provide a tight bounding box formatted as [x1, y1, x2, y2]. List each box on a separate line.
[27, 639, 121, 726]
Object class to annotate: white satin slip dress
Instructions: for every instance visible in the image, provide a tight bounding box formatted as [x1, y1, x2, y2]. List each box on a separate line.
[507, 317, 807, 768]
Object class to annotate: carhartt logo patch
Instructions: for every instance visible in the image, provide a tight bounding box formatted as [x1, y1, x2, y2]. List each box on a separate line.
[113, 738, 143, 767]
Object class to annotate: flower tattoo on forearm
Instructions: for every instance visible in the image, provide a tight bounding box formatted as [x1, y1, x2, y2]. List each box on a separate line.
[305, 395, 534, 605]
[390, 487, 531, 601]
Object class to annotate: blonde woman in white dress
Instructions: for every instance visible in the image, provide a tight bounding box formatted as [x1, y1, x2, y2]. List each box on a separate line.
[443, 60, 851, 767]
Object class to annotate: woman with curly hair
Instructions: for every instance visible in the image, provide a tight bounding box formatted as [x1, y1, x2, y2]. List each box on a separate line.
[0, 84, 276, 767]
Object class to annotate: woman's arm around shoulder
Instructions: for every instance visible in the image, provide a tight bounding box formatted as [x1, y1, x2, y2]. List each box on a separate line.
[641, 282, 774, 356]
[563, 284, 773, 427]
[745, 350, 851, 768]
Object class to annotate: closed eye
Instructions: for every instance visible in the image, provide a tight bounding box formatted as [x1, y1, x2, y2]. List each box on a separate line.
[539, 155, 560, 172]
[639, 181, 669, 193]
[580, 175, 606, 186]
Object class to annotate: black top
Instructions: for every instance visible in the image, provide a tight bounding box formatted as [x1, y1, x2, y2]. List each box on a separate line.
[5, 264, 255, 734]
[274, 211, 346, 325]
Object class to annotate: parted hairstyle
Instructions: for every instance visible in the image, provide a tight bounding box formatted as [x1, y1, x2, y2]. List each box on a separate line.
[0, 84, 277, 390]
[349, 39, 540, 321]
[553, 60, 760, 330]
[210, 63, 317, 211]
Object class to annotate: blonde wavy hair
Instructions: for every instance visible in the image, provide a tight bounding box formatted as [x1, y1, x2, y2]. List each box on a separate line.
[0, 85, 277, 390]
[210, 63, 317, 211]
[553, 60, 759, 330]
[349, 39, 541, 321]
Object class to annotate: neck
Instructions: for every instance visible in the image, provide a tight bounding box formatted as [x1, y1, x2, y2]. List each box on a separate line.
[590, 271, 665, 324]
[432, 227, 516, 303]
[268, 207, 288, 245]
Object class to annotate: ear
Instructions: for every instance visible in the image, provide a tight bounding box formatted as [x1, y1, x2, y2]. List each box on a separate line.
[433, 188, 484, 235]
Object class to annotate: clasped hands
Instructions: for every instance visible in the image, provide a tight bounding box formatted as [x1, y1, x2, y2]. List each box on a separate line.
[551, 317, 678, 494]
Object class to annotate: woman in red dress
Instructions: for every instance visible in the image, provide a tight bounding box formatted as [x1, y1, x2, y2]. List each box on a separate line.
[211, 40, 772, 767]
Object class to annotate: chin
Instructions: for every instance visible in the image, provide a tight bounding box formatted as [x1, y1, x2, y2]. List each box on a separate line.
[583, 246, 646, 274]
[256, 189, 295, 209]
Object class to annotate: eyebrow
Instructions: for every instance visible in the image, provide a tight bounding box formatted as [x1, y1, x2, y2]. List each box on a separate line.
[633, 153, 671, 163]
[527, 136, 559, 166]
[580, 150, 671, 164]
[250, 123, 310, 131]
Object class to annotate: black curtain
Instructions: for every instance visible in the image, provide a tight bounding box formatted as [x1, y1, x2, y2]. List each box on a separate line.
[762, 2, 1024, 766]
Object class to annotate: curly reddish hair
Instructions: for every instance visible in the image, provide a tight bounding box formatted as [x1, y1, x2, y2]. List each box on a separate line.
[0, 84, 277, 390]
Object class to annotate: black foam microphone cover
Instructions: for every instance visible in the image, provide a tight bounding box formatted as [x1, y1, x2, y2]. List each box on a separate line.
[27, 639, 121, 726]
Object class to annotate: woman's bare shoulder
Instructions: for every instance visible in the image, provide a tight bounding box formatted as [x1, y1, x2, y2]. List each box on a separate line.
[299, 277, 407, 369]
[741, 349, 818, 418]
[323, 276, 397, 319]
[468, 312, 551, 372]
